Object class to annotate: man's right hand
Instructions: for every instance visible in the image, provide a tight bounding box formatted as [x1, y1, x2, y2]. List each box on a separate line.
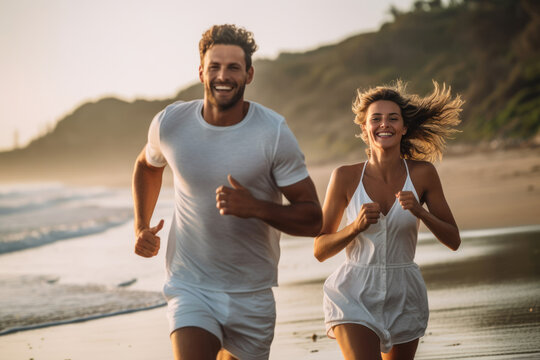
[135, 219, 164, 258]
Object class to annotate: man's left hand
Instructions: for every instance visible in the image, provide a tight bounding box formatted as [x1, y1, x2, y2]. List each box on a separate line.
[216, 175, 259, 218]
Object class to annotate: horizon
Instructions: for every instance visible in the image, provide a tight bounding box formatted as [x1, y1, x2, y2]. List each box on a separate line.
[0, 0, 416, 152]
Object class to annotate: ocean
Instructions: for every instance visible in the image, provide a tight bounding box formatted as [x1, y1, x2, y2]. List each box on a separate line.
[0, 183, 133, 254]
[0, 183, 173, 335]
[0, 184, 539, 358]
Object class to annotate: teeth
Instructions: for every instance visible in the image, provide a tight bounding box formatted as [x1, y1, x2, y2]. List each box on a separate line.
[215, 85, 232, 90]
[377, 132, 393, 137]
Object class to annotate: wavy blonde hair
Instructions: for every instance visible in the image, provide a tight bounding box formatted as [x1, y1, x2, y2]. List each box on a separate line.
[353, 80, 463, 162]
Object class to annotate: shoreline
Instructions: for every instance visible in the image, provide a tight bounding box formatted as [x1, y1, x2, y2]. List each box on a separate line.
[1, 147, 539, 233]
[1, 147, 538, 232]
[1, 225, 539, 359]
[1, 224, 539, 338]
[0, 301, 166, 337]
[0, 224, 538, 341]
[1, 147, 539, 359]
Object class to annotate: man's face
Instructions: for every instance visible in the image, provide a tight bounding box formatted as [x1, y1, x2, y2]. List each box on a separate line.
[199, 44, 254, 111]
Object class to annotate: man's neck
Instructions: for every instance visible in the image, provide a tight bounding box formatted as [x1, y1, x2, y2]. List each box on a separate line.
[201, 99, 250, 127]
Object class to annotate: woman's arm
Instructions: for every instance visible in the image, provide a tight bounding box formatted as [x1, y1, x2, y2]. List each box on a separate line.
[397, 161, 461, 250]
[314, 166, 380, 262]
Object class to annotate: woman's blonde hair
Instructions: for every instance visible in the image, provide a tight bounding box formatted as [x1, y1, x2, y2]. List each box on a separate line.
[352, 80, 463, 162]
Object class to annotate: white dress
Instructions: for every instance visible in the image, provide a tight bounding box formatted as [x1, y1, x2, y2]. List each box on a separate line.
[323, 159, 428, 353]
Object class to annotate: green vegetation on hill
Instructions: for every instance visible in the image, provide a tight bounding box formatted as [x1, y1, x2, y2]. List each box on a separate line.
[1, 0, 538, 184]
[246, 0, 540, 160]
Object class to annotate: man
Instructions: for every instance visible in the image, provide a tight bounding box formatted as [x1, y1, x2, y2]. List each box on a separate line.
[132, 24, 322, 360]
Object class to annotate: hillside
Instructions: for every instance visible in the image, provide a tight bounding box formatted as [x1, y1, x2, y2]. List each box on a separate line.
[246, 0, 540, 159]
[1, 0, 539, 185]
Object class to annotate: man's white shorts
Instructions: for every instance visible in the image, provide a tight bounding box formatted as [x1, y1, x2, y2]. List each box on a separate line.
[164, 282, 276, 360]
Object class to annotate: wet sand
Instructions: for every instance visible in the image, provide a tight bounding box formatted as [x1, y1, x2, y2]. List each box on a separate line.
[1, 147, 539, 359]
[272, 228, 540, 359]
[1, 227, 539, 359]
[0, 274, 165, 335]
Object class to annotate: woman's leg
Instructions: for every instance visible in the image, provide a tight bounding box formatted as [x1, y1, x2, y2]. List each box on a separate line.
[333, 323, 382, 360]
[381, 338, 419, 360]
[170, 326, 221, 360]
[216, 349, 239, 360]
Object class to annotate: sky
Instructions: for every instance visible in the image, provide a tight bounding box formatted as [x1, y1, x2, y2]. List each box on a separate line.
[0, 0, 415, 151]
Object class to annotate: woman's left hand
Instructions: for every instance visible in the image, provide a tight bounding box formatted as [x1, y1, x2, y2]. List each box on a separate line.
[396, 191, 423, 218]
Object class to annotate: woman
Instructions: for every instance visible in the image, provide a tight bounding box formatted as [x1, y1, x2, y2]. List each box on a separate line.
[314, 81, 463, 360]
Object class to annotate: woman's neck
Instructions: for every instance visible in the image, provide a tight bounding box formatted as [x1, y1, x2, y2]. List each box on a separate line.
[367, 148, 404, 182]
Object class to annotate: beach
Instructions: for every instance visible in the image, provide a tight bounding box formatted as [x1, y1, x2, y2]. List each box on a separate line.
[1, 147, 539, 359]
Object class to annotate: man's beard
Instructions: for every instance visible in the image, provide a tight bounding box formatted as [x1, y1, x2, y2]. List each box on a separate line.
[205, 81, 246, 111]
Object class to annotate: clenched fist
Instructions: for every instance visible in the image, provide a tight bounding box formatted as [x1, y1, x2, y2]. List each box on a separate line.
[353, 202, 381, 233]
[396, 191, 422, 217]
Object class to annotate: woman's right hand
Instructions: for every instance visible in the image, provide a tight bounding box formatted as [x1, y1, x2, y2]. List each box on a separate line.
[353, 203, 381, 233]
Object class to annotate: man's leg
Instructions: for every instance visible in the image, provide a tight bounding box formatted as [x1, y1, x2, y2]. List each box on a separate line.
[221, 288, 275, 360]
[171, 326, 221, 360]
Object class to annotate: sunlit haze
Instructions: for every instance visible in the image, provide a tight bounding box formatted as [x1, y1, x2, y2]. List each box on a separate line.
[0, 0, 414, 151]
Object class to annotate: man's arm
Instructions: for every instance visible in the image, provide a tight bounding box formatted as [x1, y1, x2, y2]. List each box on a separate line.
[216, 175, 322, 237]
[132, 147, 165, 257]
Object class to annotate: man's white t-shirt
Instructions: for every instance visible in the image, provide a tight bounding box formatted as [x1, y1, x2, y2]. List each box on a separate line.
[146, 100, 309, 292]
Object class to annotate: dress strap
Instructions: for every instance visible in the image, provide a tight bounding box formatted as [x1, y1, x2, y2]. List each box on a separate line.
[359, 161, 368, 184]
[403, 158, 410, 178]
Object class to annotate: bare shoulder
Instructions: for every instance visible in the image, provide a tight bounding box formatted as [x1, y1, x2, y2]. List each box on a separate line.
[333, 162, 362, 176]
[330, 162, 364, 201]
[407, 159, 438, 178]
[332, 162, 363, 182]
[407, 160, 442, 200]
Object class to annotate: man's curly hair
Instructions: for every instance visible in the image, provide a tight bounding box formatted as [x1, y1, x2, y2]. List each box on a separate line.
[199, 24, 258, 70]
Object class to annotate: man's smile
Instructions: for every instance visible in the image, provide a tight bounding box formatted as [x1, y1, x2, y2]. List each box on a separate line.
[213, 84, 234, 92]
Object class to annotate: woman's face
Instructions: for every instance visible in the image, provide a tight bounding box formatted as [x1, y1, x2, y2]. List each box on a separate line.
[362, 100, 407, 152]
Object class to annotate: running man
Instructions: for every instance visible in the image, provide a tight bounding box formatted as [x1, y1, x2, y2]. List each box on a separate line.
[132, 24, 322, 360]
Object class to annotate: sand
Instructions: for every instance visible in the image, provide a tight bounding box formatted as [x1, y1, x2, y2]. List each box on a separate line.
[1, 147, 539, 359]
[25, 146, 540, 231]
[308, 147, 540, 231]
[3, 229, 539, 360]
